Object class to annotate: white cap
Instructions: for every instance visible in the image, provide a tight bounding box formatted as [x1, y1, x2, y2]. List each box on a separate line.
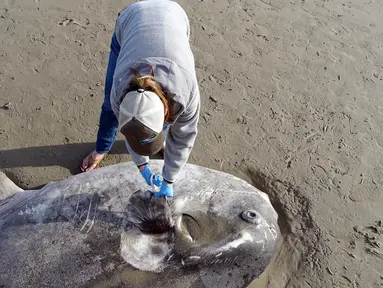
[118, 88, 165, 156]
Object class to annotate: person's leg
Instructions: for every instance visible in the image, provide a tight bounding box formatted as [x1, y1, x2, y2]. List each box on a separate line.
[81, 32, 121, 171]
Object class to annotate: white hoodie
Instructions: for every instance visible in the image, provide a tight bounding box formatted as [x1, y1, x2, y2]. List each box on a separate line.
[110, 0, 201, 183]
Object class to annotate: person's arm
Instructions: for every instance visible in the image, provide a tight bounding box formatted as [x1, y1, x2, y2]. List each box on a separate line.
[125, 139, 163, 189]
[162, 84, 201, 184]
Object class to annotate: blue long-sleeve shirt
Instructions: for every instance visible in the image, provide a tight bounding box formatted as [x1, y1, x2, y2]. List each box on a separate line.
[110, 0, 200, 183]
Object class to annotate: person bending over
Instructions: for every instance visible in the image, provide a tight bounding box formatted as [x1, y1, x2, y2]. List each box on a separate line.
[81, 0, 200, 198]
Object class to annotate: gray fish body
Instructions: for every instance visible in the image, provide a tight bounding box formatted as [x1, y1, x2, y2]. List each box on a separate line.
[0, 160, 280, 288]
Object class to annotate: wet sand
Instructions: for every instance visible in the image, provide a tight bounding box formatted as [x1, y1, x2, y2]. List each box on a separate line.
[1, 0, 383, 287]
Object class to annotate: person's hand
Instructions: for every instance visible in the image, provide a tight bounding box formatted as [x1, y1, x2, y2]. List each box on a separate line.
[139, 164, 162, 187]
[154, 181, 174, 198]
[80, 150, 105, 172]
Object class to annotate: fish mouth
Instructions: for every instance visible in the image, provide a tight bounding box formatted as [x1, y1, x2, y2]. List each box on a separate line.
[173, 212, 258, 267]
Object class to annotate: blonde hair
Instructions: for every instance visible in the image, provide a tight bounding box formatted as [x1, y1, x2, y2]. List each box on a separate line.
[127, 64, 171, 122]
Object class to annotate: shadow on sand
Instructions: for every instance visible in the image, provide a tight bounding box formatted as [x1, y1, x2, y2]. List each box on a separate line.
[0, 140, 164, 188]
[0, 140, 165, 171]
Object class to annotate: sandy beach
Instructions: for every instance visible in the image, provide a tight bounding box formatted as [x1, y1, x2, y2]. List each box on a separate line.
[1, 0, 383, 287]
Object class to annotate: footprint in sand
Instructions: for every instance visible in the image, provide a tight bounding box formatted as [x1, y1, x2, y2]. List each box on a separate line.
[353, 220, 383, 259]
[57, 17, 89, 28]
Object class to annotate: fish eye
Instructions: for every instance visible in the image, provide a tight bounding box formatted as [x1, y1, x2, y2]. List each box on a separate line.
[241, 210, 261, 225]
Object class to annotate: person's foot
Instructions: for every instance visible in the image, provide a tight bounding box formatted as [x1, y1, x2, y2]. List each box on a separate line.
[80, 150, 105, 172]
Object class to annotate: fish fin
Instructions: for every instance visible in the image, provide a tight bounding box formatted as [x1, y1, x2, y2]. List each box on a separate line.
[126, 190, 174, 234]
[0, 171, 23, 201]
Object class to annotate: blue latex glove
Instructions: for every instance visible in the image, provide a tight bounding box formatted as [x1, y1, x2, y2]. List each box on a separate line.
[140, 164, 162, 187]
[154, 181, 174, 198]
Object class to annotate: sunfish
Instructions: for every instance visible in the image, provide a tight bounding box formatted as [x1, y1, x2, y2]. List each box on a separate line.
[0, 160, 280, 288]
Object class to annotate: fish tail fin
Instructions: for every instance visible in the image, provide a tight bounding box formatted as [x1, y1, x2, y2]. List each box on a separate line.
[0, 171, 23, 201]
